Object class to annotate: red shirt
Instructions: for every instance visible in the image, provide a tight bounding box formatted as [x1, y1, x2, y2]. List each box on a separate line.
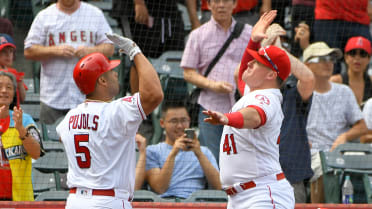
[315, 0, 369, 25]
[201, 0, 258, 14]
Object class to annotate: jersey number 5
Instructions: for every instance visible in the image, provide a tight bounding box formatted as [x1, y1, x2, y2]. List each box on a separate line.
[223, 134, 238, 155]
[74, 134, 91, 168]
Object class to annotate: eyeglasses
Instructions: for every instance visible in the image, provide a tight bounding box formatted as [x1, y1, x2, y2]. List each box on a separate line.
[166, 118, 190, 126]
[347, 49, 369, 58]
[307, 55, 337, 64]
[259, 47, 279, 73]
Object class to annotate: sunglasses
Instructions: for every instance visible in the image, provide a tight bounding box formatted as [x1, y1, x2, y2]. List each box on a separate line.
[307, 55, 337, 64]
[259, 48, 279, 73]
[346, 49, 369, 58]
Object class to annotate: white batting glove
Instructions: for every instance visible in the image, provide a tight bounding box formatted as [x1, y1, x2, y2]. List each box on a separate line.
[106, 33, 142, 60]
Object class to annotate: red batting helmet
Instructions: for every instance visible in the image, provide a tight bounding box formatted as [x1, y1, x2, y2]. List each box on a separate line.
[73, 52, 120, 95]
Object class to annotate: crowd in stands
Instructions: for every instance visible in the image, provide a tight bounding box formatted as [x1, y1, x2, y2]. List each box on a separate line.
[0, 0, 372, 204]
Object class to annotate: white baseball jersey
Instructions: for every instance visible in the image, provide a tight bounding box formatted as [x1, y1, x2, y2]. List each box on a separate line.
[220, 89, 284, 188]
[24, 2, 113, 110]
[56, 93, 145, 197]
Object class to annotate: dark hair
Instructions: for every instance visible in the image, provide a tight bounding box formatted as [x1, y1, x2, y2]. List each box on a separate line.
[161, 100, 188, 119]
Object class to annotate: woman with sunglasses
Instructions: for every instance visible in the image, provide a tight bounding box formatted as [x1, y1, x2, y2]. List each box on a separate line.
[330, 36, 372, 107]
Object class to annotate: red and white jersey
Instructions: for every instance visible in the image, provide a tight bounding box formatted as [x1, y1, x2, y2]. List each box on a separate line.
[219, 89, 284, 188]
[56, 93, 145, 196]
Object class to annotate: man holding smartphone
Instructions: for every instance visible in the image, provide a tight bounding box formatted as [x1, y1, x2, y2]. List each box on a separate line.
[145, 102, 221, 199]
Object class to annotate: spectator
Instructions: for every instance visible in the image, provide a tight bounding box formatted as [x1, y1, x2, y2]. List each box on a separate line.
[362, 98, 372, 143]
[0, 33, 27, 105]
[330, 36, 372, 107]
[134, 133, 147, 190]
[0, 18, 13, 37]
[24, 0, 114, 125]
[188, 0, 271, 28]
[181, 0, 252, 162]
[0, 71, 44, 201]
[303, 42, 367, 203]
[145, 102, 221, 199]
[290, 0, 315, 57]
[313, 0, 371, 74]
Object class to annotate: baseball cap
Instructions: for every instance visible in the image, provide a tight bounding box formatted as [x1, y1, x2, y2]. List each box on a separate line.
[0, 33, 16, 51]
[246, 45, 291, 80]
[303, 42, 342, 63]
[345, 36, 371, 55]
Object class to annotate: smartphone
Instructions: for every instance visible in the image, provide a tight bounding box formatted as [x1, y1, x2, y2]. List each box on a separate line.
[184, 128, 195, 139]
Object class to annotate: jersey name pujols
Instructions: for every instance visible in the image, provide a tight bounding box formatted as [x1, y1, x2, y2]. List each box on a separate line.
[69, 113, 99, 131]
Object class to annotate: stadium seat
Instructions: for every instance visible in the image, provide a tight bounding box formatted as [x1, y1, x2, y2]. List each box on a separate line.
[33, 151, 68, 190]
[35, 190, 69, 201]
[42, 140, 65, 152]
[30, 0, 49, 17]
[182, 190, 228, 203]
[320, 145, 372, 203]
[150, 51, 184, 78]
[333, 143, 372, 155]
[133, 190, 174, 202]
[362, 174, 372, 203]
[23, 78, 35, 94]
[21, 104, 41, 122]
[32, 168, 56, 193]
[87, 0, 113, 12]
[0, 0, 10, 18]
[41, 117, 64, 141]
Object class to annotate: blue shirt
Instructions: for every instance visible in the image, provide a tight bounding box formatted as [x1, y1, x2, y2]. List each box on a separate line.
[146, 142, 219, 198]
[279, 76, 314, 184]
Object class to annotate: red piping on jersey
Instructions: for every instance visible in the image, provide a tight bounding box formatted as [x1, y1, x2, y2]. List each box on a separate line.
[136, 94, 145, 120]
[247, 105, 266, 128]
[267, 185, 276, 209]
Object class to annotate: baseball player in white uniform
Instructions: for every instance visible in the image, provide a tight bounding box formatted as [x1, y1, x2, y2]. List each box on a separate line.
[203, 11, 294, 209]
[56, 34, 163, 209]
[24, 0, 114, 124]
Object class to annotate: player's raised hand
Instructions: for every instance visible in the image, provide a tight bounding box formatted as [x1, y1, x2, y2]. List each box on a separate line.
[251, 10, 277, 43]
[261, 23, 286, 47]
[203, 110, 228, 125]
[105, 33, 142, 60]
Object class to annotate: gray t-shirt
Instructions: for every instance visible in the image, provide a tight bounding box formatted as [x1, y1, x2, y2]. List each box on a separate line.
[307, 83, 363, 154]
[363, 98, 372, 129]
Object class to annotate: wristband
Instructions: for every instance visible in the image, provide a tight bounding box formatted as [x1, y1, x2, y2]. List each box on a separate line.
[224, 112, 244, 128]
[0, 115, 10, 134]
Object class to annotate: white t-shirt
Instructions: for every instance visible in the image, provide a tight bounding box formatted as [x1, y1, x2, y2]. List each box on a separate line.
[56, 93, 146, 196]
[363, 98, 372, 129]
[24, 2, 113, 109]
[307, 83, 363, 154]
[219, 89, 284, 188]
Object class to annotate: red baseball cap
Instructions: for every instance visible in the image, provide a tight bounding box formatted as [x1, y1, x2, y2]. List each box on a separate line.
[345, 36, 371, 55]
[0, 33, 16, 51]
[246, 45, 291, 80]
